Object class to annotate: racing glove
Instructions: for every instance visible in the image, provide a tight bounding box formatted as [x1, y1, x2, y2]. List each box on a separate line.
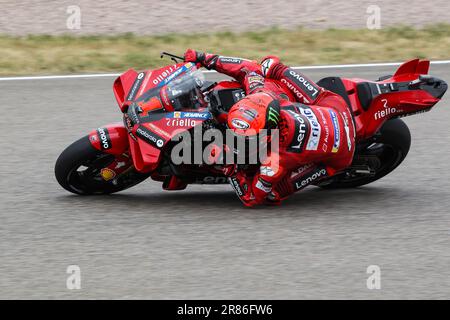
[184, 49, 219, 70]
[184, 49, 205, 64]
[260, 55, 282, 78]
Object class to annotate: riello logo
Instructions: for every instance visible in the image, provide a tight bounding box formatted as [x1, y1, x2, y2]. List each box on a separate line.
[374, 99, 397, 120]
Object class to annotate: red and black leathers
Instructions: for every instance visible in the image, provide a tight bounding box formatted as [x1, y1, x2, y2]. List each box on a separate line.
[184, 49, 356, 207]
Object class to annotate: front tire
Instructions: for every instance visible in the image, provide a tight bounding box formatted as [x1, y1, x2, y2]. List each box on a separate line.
[55, 136, 150, 195]
[318, 118, 411, 189]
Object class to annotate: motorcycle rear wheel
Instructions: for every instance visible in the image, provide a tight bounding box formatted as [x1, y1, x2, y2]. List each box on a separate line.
[318, 118, 411, 189]
[55, 135, 150, 195]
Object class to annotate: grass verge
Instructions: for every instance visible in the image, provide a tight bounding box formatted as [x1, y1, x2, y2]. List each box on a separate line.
[1, 24, 450, 76]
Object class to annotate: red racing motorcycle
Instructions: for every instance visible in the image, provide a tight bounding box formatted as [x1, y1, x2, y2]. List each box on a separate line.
[55, 53, 447, 195]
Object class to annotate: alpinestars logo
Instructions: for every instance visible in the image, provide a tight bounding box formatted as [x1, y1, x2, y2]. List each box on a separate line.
[261, 58, 274, 76]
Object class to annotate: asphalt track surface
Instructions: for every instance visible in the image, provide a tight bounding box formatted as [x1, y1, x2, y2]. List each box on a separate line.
[1, 64, 449, 299]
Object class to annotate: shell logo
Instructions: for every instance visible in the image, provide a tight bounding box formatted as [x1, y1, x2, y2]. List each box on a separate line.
[100, 168, 116, 181]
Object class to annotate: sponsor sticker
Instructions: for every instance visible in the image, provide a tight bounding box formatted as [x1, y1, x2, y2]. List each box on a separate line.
[374, 98, 398, 120]
[100, 168, 116, 181]
[341, 111, 353, 151]
[261, 58, 274, 76]
[287, 110, 309, 153]
[96, 127, 112, 150]
[248, 75, 265, 91]
[267, 106, 280, 127]
[290, 163, 314, 178]
[260, 166, 276, 177]
[219, 57, 243, 64]
[151, 65, 176, 86]
[281, 78, 306, 102]
[232, 90, 246, 103]
[284, 70, 320, 102]
[317, 108, 329, 152]
[299, 107, 321, 151]
[166, 118, 197, 127]
[293, 166, 328, 190]
[136, 126, 165, 149]
[127, 104, 140, 125]
[231, 118, 250, 130]
[167, 112, 211, 119]
[194, 176, 228, 184]
[255, 178, 272, 193]
[229, 177, 244, 197]
[329, 110, 341, 153]
[147, 123, 171, 138]
[156, 63, 193, 88]
[126, 72, 146, 101]
[243, 109, 257, 121]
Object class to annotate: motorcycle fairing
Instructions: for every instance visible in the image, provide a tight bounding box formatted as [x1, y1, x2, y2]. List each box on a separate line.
[126, 107, 213, 173]
[339, 59, 447, 139]
[113, 62, 196, 112]
[111, 62, 208, 172]
[88, 122, 129, 155]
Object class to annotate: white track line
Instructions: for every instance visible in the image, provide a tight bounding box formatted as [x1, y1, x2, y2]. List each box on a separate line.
[1, 60, 449, 81]
[0, 73, 121, 81]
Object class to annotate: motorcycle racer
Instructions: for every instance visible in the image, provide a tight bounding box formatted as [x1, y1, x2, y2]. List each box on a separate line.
[184, 49, 356, 207]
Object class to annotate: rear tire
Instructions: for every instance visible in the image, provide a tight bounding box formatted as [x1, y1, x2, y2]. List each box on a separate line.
[55, 136, 150, 195]
[318, 118, 411, 189]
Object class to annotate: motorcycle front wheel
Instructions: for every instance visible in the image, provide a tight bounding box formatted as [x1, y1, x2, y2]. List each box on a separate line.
[55, 136, 150, 195]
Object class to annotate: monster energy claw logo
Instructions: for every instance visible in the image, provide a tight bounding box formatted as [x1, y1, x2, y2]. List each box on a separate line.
[267, 107, 280, 125]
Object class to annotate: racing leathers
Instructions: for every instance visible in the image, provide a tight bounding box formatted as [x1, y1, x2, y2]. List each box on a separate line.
[184, 49, 356, 207]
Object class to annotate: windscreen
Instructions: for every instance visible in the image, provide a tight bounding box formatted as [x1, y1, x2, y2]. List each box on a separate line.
[165, 68, 207, 110]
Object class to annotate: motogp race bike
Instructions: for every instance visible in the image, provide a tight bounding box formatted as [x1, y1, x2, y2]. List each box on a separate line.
[55, 53, 447, 195]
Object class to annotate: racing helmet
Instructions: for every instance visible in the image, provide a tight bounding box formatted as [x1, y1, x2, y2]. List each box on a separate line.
[227, 92, 281, 137]
[165, 69, 207, 111]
